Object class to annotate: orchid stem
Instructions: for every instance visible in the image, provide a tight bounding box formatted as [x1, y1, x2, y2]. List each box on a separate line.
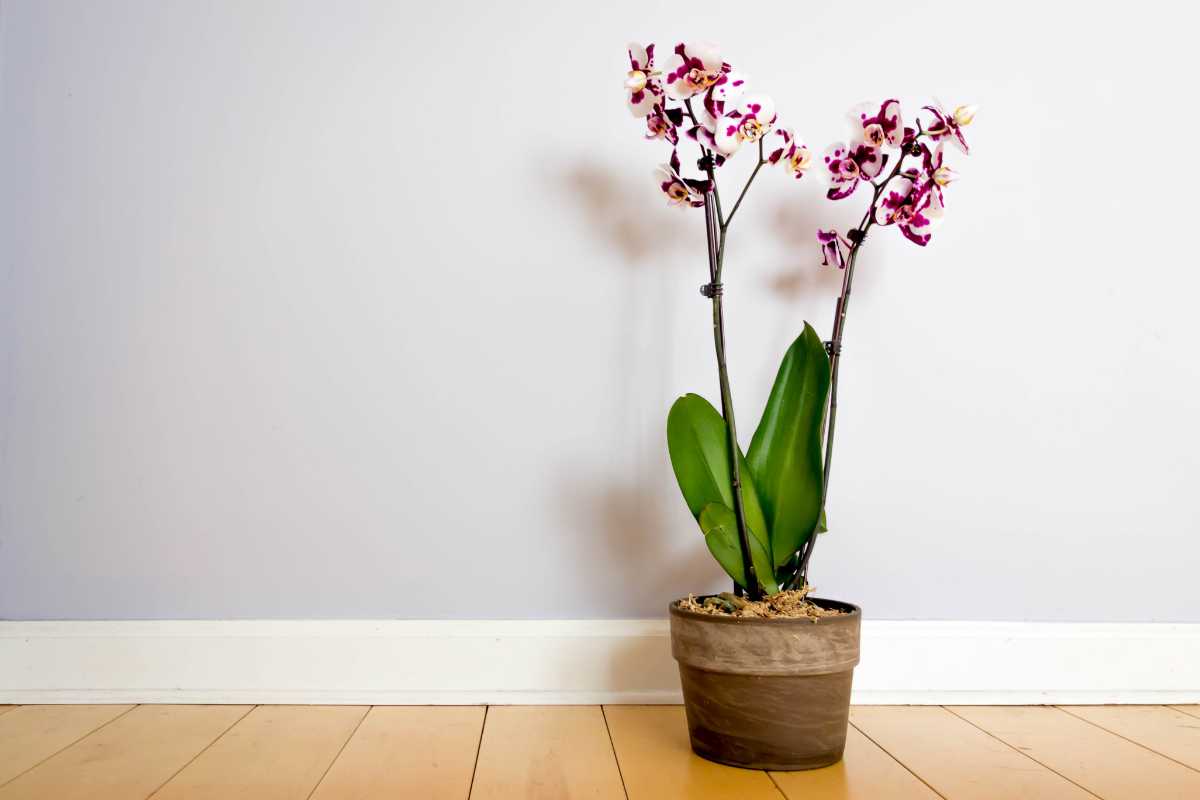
[685, 96, 763, 598]
[791, 140, 921, 589]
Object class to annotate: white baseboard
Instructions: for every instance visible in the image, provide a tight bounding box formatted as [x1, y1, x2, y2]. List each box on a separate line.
[2, 619, 1198, 705]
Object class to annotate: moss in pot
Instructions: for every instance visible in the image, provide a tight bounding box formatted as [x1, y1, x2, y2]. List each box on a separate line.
[621, 40, 979, 770]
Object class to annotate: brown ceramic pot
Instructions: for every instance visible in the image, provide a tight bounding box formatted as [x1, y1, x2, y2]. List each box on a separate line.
[668, 597, 861, 771]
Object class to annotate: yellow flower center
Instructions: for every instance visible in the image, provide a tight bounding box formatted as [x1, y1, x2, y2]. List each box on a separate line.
[686, 68, 719, 90]
[933, 166, 956, 187]
[788, 147, 812, 173]
[739, 117, 764, 142]
[863, 123, 885, 147]
[625, 70, 647, 92]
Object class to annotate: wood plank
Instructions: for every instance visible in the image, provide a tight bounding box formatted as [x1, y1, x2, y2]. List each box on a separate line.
[770, 724, 940, 800]
[1171, 705, 1200, 720]
[469, 706, 625, 800]
[603, 706, 781, 800]
[0, 705, 133, 785]
[150, 705, 367, 800]
[0, 707, 15, 718]
[0, 704, 249, 799]
[309, 706, 484, 800]
[1061, 705, 1200, 770]
[850, 706, 1094, 800]
[951, 705, 1200, 800]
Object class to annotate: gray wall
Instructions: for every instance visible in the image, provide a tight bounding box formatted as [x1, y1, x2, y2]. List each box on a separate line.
[1, 0, 1196, 620]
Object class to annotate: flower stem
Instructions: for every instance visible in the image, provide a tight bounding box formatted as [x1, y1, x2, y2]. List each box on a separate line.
[704, 188, 762, 601]
[791, 144, 919, 589]
[723, 138, 767, 232]
[685, 96, 762, 599]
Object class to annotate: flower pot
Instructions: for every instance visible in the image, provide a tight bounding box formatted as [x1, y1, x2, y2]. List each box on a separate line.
[668, 597, 861, 770]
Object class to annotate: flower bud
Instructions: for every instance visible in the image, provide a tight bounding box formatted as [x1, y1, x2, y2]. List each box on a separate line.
[953, 105, 978, 127]
[625, 70, 647, 92]
[933, 166, 960, 187]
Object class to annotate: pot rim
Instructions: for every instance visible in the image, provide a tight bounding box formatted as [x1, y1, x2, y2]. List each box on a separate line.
[669, 596, 860, 625]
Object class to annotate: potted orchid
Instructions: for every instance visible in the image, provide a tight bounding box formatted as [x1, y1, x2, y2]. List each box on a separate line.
[624, 40, 977, 770]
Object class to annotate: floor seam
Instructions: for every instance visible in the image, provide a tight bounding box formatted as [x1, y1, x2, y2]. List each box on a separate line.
[466, 704, 489, 799]
[848, 718, 948, 799]
[0, 703, 138, 790]
[143, 704, 257, 799]
[941, 706, 1104, 799]
[599, 706, 630, 800]
[1055, 705, 1200, 775]
[304, 705, 372, 800]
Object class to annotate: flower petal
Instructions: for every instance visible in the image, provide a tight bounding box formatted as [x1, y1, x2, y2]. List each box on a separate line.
[627, 42, 649, 71]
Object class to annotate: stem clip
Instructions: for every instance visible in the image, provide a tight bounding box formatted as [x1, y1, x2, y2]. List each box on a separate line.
[700, 282, 724, 298]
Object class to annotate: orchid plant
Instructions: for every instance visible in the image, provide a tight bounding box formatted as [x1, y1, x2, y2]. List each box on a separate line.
[625, 41, 978, 602]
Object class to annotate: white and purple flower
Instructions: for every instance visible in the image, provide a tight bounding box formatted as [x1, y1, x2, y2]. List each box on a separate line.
[817, 229, 848, 268]
[713, 93, 777, 156]
[856, 99, 904, 149]
[874, 168, 937, 246]
[923, 103, 977, 154]
[657, 149, 709, 208]
[766, 127, 811, 179]
[645, 104, 683, 145]
[823, 141, 887, 200]
[625, 43, 662, 117]
[662, 42, 725, 101]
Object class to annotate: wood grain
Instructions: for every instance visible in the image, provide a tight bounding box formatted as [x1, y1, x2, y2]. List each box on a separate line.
[770, 724, 941, 800]
[150, 705, 366, 799]
[850, 706, 1094, 800]
[0, 705, 133, 785]
[1060, 705, 1200, 770]
[469, 706, 625, 799]
[603, 705, 782, 799]
[0, 705, 249, 799]
[951, 705, 1200, 800]
[1171, 705, 1200, 719]
[309, 706, 484, 800]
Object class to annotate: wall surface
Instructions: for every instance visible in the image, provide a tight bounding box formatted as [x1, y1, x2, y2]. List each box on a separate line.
[1, 0, 1195, 621]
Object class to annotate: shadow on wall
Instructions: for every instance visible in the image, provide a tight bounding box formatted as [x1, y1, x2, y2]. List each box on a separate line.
[554, 159, 690, 265]
[543, 155, 878, 615]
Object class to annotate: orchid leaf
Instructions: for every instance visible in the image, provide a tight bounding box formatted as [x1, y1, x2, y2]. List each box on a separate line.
[699, 503, 779, 594]
[666, 393, 772, 566]
[746, 324, 831, 568]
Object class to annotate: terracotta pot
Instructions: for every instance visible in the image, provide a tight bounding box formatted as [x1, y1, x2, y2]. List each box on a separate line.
[668, 597, 861, 771]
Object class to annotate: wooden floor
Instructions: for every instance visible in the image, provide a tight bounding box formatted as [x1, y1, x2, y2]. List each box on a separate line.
[0, 704, 1198, 798]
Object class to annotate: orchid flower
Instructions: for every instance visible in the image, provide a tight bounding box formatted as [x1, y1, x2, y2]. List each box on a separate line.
[713, 93, 777, 156]
[817, 229, 848, 268]
[923, 103, 977, 154]
[855, 99, 904, 149]
[919, 142, 957, 219]
[657, 149, 709, 208]
[766, 128, 811, 179]
[874, 168, 937, 246]
[625, 43, 662, 117]
[662, 42, 725, 100]
[822, 141, 887, 200]
[645, 104, 683, 145]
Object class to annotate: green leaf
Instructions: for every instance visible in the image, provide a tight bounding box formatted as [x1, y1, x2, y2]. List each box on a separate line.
[699, 503, 780, 594]
[746, 324, 831, 568]
[667, 393, 772, 565]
